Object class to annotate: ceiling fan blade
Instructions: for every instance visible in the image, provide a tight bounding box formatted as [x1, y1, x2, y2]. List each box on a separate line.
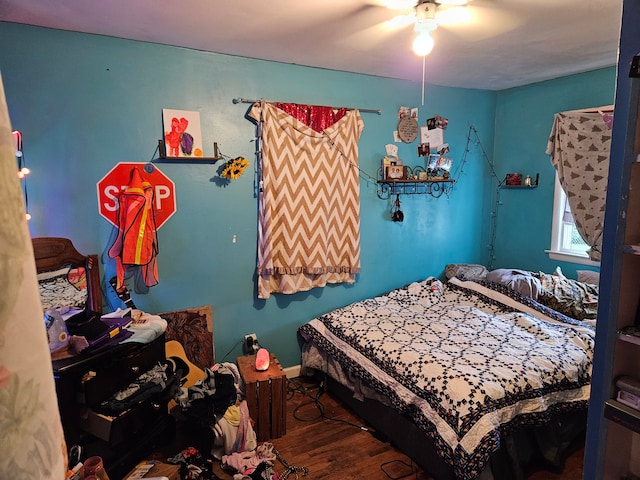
[440, 4, 525, 41]
[338, 17, 412, 50]
[386, 12, 416, 30]
[383, 0, 417, 9]
[335, 3, 415, 50]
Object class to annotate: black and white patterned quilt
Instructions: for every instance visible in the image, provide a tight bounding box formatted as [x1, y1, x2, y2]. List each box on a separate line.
[299, 277, 595, 480]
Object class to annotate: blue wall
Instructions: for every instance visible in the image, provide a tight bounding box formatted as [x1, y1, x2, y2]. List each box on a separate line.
[0, 23, 497, 367]
[492, 68, 616, 278]
[0, 23, 616, 367]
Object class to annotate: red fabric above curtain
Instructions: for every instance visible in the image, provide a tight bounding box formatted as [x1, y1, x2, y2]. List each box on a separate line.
[274, 103, 347, 132]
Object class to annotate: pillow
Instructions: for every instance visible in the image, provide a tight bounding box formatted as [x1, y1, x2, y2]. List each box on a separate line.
[445, 264, 488, 281]
[577, 269, 600, 285]
[38, 265, 88, 312]
[486, 268, 541, 299]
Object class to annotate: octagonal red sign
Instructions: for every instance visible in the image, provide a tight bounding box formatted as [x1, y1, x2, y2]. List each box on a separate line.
[97, 162, 176, 229]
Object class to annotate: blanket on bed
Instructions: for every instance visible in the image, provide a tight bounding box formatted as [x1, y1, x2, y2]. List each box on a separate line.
[484, 268, 598, 322]
[299, 277, 595, 480]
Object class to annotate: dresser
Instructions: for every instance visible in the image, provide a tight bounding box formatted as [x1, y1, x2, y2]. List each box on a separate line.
[33, 237, 175, 479]
[52, 334, 175, 478]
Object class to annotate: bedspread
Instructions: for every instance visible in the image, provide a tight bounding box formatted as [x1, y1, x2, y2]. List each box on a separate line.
[299, 277, 595, 480]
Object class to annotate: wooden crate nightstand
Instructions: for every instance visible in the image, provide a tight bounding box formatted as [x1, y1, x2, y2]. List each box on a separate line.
[237, 352, 287, 441]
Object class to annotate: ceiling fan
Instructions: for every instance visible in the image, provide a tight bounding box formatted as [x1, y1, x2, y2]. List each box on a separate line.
[374, 0, 523, 56]
[385, 0, 473, 55]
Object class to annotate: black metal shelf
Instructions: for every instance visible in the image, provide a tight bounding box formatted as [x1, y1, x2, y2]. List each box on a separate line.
[152, 156, 221, 164]
[498, 173, 539, 189]
[376, 166, 455, 199]
[151, 139, 224, 164]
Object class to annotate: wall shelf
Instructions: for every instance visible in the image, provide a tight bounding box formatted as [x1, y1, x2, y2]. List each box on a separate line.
[498, 173, 539, 189]
[151, 140, 224, 164]
[376, 166, 455, 199]
[152, 156, 221, 164]
[499, 184, 538, 189]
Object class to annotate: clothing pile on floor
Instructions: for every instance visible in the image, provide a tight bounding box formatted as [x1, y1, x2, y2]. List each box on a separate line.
[167, 444, 308, 480]
[169, 363, 308, 480]
[167, 447, 219, 480]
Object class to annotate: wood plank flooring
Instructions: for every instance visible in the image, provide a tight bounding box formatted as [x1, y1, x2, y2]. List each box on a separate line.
[210, 375, 431, 480]
[157, 375, 585, 480]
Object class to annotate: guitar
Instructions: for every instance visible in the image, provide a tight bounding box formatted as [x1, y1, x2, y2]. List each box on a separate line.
[165, 340, 206, 409]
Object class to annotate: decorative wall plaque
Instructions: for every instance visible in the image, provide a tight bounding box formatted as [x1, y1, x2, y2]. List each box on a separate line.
[397, 116, 419, 143]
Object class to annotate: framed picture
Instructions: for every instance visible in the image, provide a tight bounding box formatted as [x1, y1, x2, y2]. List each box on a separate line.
[162, 109, 203, 158]
[386, 165, 407, 180]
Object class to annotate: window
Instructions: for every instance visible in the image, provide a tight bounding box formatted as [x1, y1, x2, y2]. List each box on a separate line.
[547, 174, 599, 266]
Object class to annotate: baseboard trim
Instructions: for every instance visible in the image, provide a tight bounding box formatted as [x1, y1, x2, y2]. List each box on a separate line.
[283, 364, 301, 378]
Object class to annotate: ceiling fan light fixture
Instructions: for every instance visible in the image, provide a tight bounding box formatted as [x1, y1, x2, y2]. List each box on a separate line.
[415, 1, 438, 32]
[413, 31, 435, 56]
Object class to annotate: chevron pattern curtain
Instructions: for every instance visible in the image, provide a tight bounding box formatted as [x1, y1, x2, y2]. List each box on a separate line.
[249, 101, 364, 299]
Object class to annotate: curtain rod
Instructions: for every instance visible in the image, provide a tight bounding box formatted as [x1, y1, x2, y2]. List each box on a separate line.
[563, 104, 614, 114]
[232, 97, 381, 115]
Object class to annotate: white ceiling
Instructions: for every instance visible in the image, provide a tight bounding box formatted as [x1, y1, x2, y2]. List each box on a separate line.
[0, 0, 624, 91]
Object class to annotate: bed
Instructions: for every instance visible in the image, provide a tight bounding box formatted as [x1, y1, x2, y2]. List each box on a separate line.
[298, 272, 596, 480]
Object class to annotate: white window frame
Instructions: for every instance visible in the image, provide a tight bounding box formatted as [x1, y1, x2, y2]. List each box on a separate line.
[546, 174, 600, 266]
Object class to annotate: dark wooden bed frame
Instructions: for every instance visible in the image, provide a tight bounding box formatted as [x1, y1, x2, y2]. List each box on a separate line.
[315, 372, 586, 480]
[32, 236, 102, 312]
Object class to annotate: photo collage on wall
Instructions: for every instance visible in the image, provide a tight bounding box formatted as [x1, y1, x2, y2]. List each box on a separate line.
[385, 107, 452, 180]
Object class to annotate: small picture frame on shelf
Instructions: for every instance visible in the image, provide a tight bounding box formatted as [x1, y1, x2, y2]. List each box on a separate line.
[381, 157, 391, 179]
[386, 165, 407, 180]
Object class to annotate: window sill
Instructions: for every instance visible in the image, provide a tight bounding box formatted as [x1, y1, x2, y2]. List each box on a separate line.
[545, 250, 600, 267]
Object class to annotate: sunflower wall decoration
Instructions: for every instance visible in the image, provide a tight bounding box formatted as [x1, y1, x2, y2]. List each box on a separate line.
[221, 157, 249, 180]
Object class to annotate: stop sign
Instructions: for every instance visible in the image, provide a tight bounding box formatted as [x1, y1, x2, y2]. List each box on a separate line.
[97, 162, 176, 229]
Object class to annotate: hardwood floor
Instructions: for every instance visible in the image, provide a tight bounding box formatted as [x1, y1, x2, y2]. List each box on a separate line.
[156, 375, 585, 480]
[210, 376, 431, 480]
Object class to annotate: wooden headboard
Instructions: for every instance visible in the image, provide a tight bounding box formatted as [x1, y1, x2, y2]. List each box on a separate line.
[32, 237, 102, 313]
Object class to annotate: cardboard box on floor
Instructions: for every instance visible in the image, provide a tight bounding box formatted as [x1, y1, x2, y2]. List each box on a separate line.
[123, 460, 180, 480]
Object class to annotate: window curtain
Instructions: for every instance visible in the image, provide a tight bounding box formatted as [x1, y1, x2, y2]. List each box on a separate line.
[249, 100, 364, 299]
[546, 110, 613, 261]
[0, 75, 67, 478]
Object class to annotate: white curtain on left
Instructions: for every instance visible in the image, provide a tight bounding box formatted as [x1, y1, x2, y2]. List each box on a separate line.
[0, 75, 67, 478]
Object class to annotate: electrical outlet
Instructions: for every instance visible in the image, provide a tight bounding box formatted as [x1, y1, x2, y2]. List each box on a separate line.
[244, 333, 259, 354]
